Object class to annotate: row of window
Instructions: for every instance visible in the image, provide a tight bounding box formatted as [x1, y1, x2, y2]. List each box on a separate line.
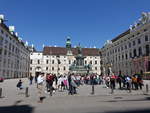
[0, 58, 29, 70]
[31, 53, 99, 59]
[0, 39, 29, 60]
[30, 59, 99, 65]
[107, 45, 150, 63]
[30, 66, 99, 71]
[0, 69, 28, 78]
[105, 35, 149, 57]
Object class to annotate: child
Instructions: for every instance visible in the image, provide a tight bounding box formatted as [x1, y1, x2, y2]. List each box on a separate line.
[16, 79, 23, 90]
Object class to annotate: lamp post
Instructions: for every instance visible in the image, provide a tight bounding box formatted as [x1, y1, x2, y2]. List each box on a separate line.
[86, 64, 94, 95]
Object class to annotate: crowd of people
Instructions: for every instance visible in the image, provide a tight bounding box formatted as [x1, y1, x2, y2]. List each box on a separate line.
[103, 73, 144, 91]
[16, 72, 144, 103]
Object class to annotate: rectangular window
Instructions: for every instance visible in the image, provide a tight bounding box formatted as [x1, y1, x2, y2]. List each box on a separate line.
[12, 45, 14, 52]
[38, 60, 40, 64]
[4, 50, 7, 55]
[69, 60, 71, 64]
[46, 67, 48, 70]
[95, 67, 97, 70]
[133, 41, 135, 46]
[52, 60, 54, 64]
[95, 61, 97, 64]
[46, 60, 49, 64]
[52, 67, 54, 71]
[118, 48, 120, 52]
[58, 59, 61, 64]
[129, 42, 131, 48]
[122, 55, 124, 60]
[126, 54, 128, 59]
[90, 61, 92, 64]
[64, 67, 66, 71]
[145, 35, 149, 41]
[0, 48, 2, 55]
[138, 39, 141, 44]
[30, 60, 32, 64]
[125, 45, 127, 49]
[1, 30, 4, 34]
[130, 52, 132, 58]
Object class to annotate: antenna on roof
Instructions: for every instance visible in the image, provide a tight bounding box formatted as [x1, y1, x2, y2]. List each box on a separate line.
[18, 37, 22, 42]
[0, 14, 8, 23]
[31, 44, 34, 48]
[25, 41, 28, 46]
[9, 26, 15, 34]
[15, 32, 18, 37]
[129, 25, 132, 30]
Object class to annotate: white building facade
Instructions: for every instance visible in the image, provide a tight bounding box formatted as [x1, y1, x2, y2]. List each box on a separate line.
[30, 39, 101, 76]
[0, 15, 30, 79]
[101, 12, 150, 76]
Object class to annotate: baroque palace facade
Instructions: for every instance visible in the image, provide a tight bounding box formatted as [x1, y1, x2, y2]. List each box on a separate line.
[101, 12, 150, 76]
[0, 15, 30, 79]
[30, 39, 101, 76]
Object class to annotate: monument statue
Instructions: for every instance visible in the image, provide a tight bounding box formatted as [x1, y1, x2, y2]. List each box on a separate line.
[69, 44, 92, 74]
[77, 44, 82, 55]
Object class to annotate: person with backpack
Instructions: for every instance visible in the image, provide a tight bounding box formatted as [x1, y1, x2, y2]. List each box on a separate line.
[46, 73, 54, 96]
[16, 79, 23, 90]
[29, 75, 33, 85]
[110, 74, 116, 89]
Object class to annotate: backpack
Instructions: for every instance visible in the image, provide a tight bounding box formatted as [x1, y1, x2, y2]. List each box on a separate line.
[47, 75, 53, 81]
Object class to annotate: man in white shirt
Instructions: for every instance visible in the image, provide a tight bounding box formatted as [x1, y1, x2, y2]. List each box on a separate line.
[37, 72, 45, 103]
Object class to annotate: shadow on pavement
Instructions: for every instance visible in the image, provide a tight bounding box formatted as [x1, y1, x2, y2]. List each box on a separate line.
[101, 96, 150, 103]
[0, 100, 34, 113]
[87, 108, 150, 113]
[105, 109, 150, 113]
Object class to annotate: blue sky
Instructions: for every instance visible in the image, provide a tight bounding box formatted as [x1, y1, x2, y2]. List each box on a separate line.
[0, 0, 150, 50]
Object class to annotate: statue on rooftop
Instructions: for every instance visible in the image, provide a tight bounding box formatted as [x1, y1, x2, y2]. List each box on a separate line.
[77, 43, 82, 55]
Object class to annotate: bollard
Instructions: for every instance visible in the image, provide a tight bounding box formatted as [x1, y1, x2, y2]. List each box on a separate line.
[129, 83, 131, 93]
[0, 88, 2, 98]
[129, 87, 131, 93]
[25, 87, 29, 97]
[146, 84, 149, 94]
[111, 84, 114, 94]
[111, 86, 114, 94]
[91, 84, 95, 95]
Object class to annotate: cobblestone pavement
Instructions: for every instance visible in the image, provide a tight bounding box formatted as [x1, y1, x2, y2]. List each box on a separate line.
[0, 78, 150, 113]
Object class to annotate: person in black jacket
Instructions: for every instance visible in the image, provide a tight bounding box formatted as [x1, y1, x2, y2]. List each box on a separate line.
[16, 79, 23, 90]
[68, 74, 73, 95]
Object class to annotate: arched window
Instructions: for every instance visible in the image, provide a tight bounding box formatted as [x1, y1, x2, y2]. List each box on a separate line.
[145, 35, 149, 41]
[138, 47, 142, 56]
[146, 45, 150, 56]
[133, 49, 137, 57]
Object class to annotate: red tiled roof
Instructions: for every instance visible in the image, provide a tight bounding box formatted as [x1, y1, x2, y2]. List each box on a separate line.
[43, 47, 67, 55]
[43, 46, 100, 56]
